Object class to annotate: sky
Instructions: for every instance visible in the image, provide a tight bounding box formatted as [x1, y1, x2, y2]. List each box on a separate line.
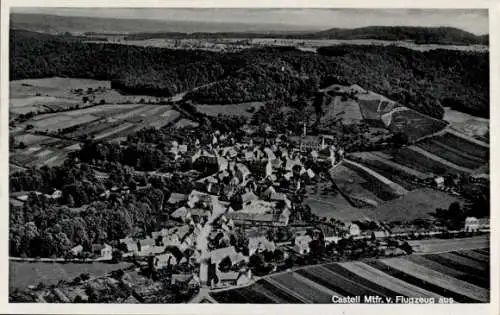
[11, 8, 489, 35]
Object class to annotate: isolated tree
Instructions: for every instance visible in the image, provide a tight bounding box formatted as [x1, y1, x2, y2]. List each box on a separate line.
[218, 256, 232, 273]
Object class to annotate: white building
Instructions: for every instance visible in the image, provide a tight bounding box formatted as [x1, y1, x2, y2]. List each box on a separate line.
[349, 223, 361, 236]
[294, 234, 312, 255]
[464, 217, 480, 232]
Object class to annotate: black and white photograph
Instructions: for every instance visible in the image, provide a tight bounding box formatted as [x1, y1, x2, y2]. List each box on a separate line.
[4, 3, 494, 310]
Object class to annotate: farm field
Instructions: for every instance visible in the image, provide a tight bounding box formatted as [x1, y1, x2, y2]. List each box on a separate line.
[385, 146, 472, 175]
[408, 235, 489, 254]
[210, 248, 490, 303]
[12, 103, 182, 167]
[432, 131, 489, 158]
[330, 159, 409, 206]
[10, 78, 163, 106]
[415, 139, 486, 170]
[347, 151, 430, 189]
[10, 96, 81, 115]
[13, 134, 54, 146]
[10, 133, 81, 168]
[443, 108, 489, 139]
[356, 92, 448, 141]
[342, 159, 408, 199]
[9, 261, 132, 291]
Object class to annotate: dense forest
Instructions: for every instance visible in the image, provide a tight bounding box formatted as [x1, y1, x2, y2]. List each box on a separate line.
[11, 29, 489, 118]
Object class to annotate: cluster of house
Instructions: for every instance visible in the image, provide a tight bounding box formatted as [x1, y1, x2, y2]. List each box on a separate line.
[12, 189, 63, 202]
[68, 243, 113, 261]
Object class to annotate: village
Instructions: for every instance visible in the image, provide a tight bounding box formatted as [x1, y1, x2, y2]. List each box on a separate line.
[10, 125, 489, 304]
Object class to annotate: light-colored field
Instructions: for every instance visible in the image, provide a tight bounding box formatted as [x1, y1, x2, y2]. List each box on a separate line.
[174, 118, 199, 128]
[63, 144, 81, 151]
[160, 109, 179, 117]
[381, 258, 488, 302]
[339, 261, 444, 299]
[444, 108, 489, 139]
[10, 96, 81, 116]
[408, 235, 489, 254]
[30, 115, 73, 128]
[31, 114, 100, 132]
[93, 122, 134, 140]
[13, 134, 53, 146]
[35, 149, 53, 158]
[212, 247, 490, 303]
[11, 77, 162, 106]
[444, 107, 488, 123]
[104, 37, 488, 53]
[112, 105, 157, 120]
[61, 104, 141, 117]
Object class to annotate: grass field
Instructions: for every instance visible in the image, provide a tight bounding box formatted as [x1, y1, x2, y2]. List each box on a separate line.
[196, 102, 264, 117]
[211, 248, 489, 303]
[305, 195, 374, 222]
[319, 95, 363, 125]
[368, 188, 462, 222]
[444, 108, 489, 139]
[10, 78, 161, 105]
[386, 109, 448, 142]
[9, 261, 132, 291]
[10, 96, 81, 115]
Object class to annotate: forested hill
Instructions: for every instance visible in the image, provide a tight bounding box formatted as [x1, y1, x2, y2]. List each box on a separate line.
[10, 29, 489, 118]
[125, 26, 487, 46]
[313, 26, 488, 45]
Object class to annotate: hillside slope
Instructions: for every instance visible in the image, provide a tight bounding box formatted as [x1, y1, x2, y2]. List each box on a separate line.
[10, 30, 489, 118]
